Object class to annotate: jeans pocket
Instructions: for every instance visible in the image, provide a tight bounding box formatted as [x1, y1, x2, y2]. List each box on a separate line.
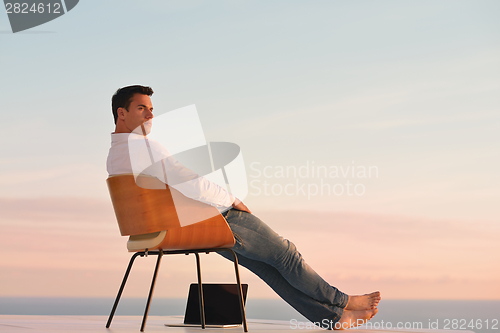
[232, 232, 244, 250]
[222, 208, 231, 219]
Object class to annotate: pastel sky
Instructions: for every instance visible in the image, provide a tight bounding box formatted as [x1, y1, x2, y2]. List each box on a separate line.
[0, 1, 499, 301]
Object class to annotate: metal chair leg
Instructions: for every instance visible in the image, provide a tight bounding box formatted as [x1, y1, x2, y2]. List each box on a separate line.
[194, 252, 206, 329]
[106, 252, 143, 328]
[140, 251, 163, 332]
[107, 248, 247, 332]
[226, 249, 248, 332]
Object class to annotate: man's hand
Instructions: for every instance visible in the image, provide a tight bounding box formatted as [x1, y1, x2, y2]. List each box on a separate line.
[232, 198, 252, 214]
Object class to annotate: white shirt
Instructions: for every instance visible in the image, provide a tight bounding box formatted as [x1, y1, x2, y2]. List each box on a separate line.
[106, 133, 235, 211]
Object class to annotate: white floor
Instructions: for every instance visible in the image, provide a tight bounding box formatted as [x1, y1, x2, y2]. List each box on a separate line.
[0, 315, 474, 333]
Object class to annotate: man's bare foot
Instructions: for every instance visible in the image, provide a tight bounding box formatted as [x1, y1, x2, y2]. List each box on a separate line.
[345, 291, 381, 310]
[333, 308, 378, 330]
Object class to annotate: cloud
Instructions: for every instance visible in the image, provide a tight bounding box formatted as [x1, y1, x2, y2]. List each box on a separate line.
[0, 197, 114, 224]
[0, 200, 498, 298]
[351, 110, 500, 130]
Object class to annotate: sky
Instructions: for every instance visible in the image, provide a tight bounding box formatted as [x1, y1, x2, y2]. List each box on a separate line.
[0, 0, 499, 303]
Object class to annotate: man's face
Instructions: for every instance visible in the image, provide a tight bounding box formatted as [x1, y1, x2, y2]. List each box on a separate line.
[118, 93, 154, 134]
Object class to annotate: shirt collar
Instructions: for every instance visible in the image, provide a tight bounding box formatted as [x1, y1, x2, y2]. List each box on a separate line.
[111, 132, 145, 144]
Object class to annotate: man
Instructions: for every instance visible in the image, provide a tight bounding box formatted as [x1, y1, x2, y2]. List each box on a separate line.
[107, 85, 380, 330]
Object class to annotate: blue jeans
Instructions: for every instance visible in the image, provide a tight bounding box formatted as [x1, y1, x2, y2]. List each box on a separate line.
[219, 209, 348, 327]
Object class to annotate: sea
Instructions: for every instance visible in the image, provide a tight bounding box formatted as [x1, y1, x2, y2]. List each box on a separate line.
[0, 298, 498, 333]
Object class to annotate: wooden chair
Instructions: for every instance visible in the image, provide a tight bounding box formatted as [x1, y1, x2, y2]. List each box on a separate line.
[105, 174, 248, 332]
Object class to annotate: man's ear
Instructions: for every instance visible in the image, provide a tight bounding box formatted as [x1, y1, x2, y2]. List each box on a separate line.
[117, 107, 128, 120]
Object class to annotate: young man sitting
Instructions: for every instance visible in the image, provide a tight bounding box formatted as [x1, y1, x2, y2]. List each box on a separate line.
[106, 85, 380, 330]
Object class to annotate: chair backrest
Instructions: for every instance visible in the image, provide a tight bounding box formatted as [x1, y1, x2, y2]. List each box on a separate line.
[107, 174, 227, 234]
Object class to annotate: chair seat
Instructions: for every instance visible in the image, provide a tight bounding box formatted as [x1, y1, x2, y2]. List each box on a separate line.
[127, 219, 235, 252]
[127, 231, 167, 252]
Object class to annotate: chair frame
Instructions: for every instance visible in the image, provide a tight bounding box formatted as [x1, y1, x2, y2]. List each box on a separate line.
[106, 247, 248, 332]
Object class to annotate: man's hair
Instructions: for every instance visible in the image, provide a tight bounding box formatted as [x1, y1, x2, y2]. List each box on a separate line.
[111, 85, 154, 124]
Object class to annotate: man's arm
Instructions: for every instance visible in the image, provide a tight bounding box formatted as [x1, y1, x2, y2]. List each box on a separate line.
[135, 137, 252, 213]
[166, 157, 252, 214]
